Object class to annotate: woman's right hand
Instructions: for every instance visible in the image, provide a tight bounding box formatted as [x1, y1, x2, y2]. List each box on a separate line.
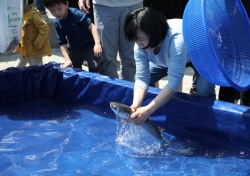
[78, 0, 90, 14]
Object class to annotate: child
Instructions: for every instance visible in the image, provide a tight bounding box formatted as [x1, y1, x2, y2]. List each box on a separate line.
[43, 0, 102, 72]
[15, 0, 52, 67]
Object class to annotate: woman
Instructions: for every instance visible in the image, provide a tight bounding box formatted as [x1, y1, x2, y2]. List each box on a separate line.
[124, 7, 188, 125]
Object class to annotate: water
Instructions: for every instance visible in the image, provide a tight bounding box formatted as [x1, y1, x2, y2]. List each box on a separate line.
[0, 99, 250, 176]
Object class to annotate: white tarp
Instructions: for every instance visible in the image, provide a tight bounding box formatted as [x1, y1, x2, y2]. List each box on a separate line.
[0, 0, 23, 53]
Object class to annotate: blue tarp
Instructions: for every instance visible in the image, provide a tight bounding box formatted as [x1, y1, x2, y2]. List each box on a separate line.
[0, 62, 250, 151]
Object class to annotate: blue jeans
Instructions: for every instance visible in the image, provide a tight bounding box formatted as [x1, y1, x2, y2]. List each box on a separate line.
[35, 0, 46, 14]
[149, 62, 216, 99]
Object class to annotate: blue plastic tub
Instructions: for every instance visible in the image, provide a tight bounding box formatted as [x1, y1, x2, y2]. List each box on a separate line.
[0, 62, 250, 175]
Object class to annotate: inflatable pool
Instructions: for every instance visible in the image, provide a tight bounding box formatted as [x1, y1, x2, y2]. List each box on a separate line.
[0, 62, 250, 175]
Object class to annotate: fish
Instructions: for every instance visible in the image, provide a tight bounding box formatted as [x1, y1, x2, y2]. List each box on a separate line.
[110, 102, 163, 140]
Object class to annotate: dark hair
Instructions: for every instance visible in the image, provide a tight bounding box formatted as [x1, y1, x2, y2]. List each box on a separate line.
[28, 0, 34, 4]
[42, 0, 67, 8]
[124, 7, 169, 49]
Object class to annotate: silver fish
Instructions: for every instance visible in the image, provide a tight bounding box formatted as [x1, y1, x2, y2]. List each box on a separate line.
[110, 102, 162, 140]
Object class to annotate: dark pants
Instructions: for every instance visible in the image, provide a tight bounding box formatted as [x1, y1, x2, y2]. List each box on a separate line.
[70, 47, 99, 73]
[241, 90, 250, 106]
[219, 87, 240, 103]
[35, 0, 46, 14]
[219, 87, 250, 106]
[143, 0, 188, 19]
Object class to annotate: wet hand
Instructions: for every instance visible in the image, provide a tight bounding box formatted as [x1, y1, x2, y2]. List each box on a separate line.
[130, 106, 151, 125]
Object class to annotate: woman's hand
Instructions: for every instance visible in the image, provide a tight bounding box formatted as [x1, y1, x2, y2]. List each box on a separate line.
[130, 104, 138, 113]
[130, 106, 153, 125]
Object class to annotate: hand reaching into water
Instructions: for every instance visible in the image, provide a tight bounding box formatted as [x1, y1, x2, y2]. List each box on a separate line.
[130, 106, 153, 125]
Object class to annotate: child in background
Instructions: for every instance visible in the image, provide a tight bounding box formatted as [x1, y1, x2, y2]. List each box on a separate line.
[15, 0, 52, 68]
[43, 0, 102, 72]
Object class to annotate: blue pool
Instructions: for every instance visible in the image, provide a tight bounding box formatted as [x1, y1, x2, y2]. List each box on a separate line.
[0, 62, 250, 175]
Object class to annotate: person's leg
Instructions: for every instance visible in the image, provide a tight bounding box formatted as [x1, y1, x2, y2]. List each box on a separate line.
[190, 73, 197, 95]
[88, 0, 94, 23]
[189, 63, 215, 98]
[34, 0, 46, 15]
[186, 62, 197, 95]
[27, 57, 43, 66]
[143, 0, 186, 19]
[15, 57, 27, 68]
[219, 87, 239, 103]
[240, 90, 250, 106]
[68, 0, 79, 8]
[93, 5, 119, 79]
[196, 72, 216, 99]
[34, 0, 49, 21]
[70, 50, 84, 69]
[149, 62, 168, 87]
[118, 3, 143, 82]
[83, 48, 99, 73]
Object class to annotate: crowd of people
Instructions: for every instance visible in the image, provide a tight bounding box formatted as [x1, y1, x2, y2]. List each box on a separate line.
[14, 0, 250, 125]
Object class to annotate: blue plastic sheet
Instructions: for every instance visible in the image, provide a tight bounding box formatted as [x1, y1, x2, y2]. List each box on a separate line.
[0, 62, 250, 151]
